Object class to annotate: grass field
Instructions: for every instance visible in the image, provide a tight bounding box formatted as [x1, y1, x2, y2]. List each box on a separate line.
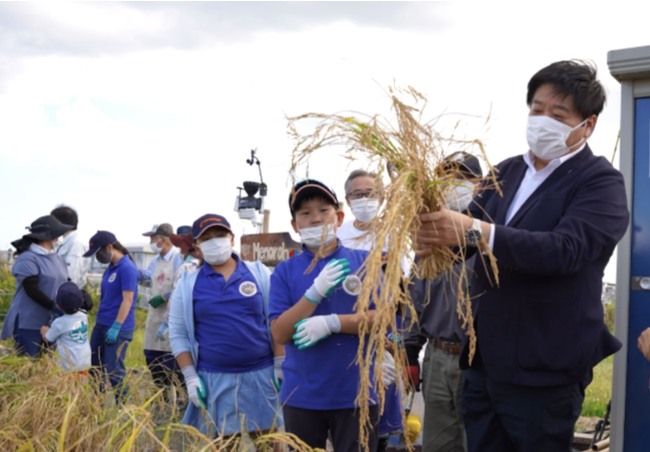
[0, 264, 615, 447]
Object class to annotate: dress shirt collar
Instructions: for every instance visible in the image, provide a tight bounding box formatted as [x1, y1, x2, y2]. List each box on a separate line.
[524, 142, 587, 173]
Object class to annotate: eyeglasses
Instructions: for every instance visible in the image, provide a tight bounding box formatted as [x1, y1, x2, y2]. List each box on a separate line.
[348, 190, 378, 200]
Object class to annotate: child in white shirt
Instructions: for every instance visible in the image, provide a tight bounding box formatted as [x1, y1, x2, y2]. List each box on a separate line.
[40, 282, 91, 372]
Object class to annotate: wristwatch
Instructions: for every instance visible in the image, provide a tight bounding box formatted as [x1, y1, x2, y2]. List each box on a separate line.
[464, 218, 483, 247]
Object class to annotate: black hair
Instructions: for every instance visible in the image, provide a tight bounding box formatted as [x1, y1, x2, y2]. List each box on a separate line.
[111, 241, 135, 263]
[527, 60, 606, 120]
[51, 205, 79, 230]
[12, 237, 36, 257]
[62, 307, 80, 315]
[292, 194, 340, 219]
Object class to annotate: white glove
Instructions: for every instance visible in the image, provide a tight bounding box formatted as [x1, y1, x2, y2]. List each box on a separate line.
[381, 351, 396, 386]
[181, 365, 207, 409]
[304, 258, 351, 304]
[293, 314, 341, 350]
[273, 356, 285, 390]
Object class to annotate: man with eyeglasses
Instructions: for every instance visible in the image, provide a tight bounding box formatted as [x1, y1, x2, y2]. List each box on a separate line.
[337, 170, 410, 275]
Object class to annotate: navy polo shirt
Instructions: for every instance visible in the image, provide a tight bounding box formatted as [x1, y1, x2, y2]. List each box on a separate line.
[269, 242, 378, 410]
[97, 256, 139, 330]
[193, 256, 273, 373]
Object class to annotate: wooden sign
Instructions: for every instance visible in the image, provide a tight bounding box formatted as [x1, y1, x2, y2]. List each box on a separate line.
[240, 233, 302, 267]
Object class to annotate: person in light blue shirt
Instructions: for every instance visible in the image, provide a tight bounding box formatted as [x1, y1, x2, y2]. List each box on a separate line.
[40, 282, 91, 372]
[83, 230, 139, 403]
[169, 214, 283, 439]
[269, 179, 380, 452]
[1, 215, 71, 357]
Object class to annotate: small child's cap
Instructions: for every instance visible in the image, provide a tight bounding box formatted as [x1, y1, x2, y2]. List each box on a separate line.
[56, 282, 84, 312]
[289, 179, 339, 214]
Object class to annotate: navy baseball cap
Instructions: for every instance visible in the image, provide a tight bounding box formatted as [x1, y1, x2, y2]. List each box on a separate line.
[176, 225, 192, 236]
[56, 282, 84, 312]
[289, 179, 339, 215]
[83, 230, 117, 257]
[192, 214, 233, 240]
[444, 152, 483, 178]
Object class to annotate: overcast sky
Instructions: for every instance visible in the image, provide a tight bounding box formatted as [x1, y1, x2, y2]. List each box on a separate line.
[0, 2, 645, 282]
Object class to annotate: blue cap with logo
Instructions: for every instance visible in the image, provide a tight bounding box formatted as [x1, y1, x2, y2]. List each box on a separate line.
[83, 230, 117, 258]
[192, 214, 233, 240]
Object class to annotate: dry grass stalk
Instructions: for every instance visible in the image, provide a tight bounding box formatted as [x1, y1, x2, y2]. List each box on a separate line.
[288, 84, 500, 451]
[0, 353, 306, 452]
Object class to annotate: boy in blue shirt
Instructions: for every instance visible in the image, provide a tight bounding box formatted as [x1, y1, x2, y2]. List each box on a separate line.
[40, 282, 91, 373]
[269, 179, 379, 452]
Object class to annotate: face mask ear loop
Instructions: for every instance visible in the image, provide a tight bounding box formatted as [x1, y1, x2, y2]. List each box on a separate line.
[568, 118, 590, 152]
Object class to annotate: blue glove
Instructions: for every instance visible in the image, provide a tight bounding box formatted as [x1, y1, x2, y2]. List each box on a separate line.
[105, 321, 122, 345]
[157, 322, 169, 339]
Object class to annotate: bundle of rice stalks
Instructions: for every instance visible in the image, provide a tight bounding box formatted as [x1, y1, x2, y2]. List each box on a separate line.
[0, 353, 306, 452]
[288, 85, 499, 450]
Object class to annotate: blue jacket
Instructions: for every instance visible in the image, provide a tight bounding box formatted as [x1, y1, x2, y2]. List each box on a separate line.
[462, 145, 630, 386]
[169, 258, 272, 366]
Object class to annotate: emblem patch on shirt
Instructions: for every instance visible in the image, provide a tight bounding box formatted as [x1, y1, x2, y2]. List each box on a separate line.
[342, 274, 362, 296]
[157, 273, 165, 285]
[71, 320, 88, 343]
[239, 281, 258, 297]
[108, 273, 117, 283]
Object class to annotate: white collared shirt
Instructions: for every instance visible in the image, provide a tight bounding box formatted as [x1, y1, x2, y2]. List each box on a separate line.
[487, 143, 587, 249]
[57, 231, 91, 287]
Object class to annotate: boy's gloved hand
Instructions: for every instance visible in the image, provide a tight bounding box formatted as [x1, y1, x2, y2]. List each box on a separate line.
[105, 321, 122, 345]
[293, 314, 341, 350]
[273, 356, 285, 390]
[304, 258, 350, 304]
[157, 321, 169, 339]
[181, 365, 207, 409]
[382, 351, 396, 386]
[149, 295, 165, 308]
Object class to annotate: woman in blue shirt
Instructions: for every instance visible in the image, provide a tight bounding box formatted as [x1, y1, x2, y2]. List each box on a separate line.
[169, 214, 283, 440]
[83, 230, 139, 402]
[1, 215, 71, 357]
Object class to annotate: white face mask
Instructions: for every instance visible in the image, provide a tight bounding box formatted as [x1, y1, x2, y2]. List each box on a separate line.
[299, 223, 337, 249]
[198, 237, 232, 266]
[446, 180, 476, 212]
[52, 237, 63, 253]
[349, 198, 380, 223]
[150, 240, 163, 254]
[526, 115, 588, 160]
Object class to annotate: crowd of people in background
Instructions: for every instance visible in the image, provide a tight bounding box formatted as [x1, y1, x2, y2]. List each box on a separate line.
[1, 59, 646, 452]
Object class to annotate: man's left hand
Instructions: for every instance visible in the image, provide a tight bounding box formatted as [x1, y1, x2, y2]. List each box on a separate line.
[415, 209, 472, 257]
[638, 328, 650, 362]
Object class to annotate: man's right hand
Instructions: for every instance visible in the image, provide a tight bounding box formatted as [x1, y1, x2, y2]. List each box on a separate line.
[304, 258, 350, 304]
[638, 327, 650, 362]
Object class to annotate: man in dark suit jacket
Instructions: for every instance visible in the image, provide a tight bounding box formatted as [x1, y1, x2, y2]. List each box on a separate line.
[415, 60, 630, 452]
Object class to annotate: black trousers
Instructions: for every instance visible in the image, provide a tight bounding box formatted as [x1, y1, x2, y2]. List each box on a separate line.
[462, 364, 592, 452]
[283, 404, 379, 452]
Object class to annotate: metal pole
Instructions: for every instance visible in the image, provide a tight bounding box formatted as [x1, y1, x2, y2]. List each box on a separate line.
[263, 209, 271, 233]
